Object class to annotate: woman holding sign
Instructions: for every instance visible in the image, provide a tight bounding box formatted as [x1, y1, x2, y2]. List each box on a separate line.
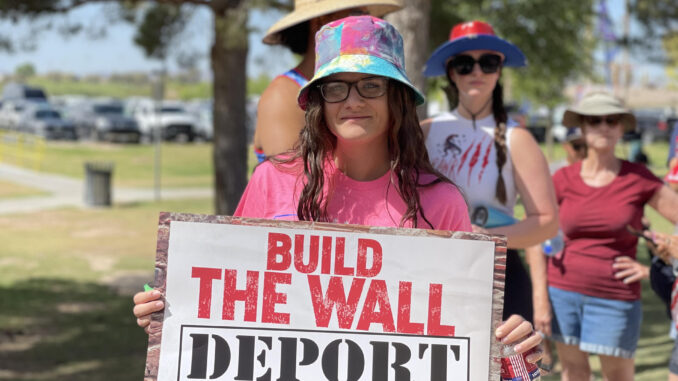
[420, 21, 558, 337]
[134, 14, 542, 364]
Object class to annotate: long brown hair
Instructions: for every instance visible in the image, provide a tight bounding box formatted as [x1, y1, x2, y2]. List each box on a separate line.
[447, 77, 509, 204]
[287, 80, 459, 228]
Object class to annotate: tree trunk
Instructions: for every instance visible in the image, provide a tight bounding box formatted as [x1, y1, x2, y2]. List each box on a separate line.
[211, 2, 248, 215]
[385, 0, 431, 119]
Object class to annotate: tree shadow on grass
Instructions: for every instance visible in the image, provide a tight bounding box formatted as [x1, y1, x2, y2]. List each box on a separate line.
[0, 278, 148, 381]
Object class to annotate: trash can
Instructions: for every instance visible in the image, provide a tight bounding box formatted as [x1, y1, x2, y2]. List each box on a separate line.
[84, 162, 113, 206]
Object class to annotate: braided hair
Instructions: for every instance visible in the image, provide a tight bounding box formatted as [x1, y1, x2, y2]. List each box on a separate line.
[447, 78, 509, 204]
[491, 82, 508, 204]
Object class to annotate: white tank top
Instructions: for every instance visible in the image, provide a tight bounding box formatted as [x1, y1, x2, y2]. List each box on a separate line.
[425, 109, 517, 217]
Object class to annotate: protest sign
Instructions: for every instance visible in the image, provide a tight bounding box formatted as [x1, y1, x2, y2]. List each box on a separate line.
[144, 212, 507, 381]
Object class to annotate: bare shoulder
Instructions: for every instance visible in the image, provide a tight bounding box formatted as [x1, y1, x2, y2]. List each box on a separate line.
[509, 126, 538, 146]
[256, 76, 306, 156]
[258, 76, 302, 110]
[508, 127, 543, 157]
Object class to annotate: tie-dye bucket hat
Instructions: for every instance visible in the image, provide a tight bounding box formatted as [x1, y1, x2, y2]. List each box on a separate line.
[297, 15, 425, 110]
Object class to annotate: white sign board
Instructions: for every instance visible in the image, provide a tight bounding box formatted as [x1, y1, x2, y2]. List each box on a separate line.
[143, 213, 507, 381]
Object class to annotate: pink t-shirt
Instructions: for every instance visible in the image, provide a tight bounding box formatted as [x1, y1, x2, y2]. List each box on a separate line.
[234, 159, 471, 232]
[548, 160, 664, 300]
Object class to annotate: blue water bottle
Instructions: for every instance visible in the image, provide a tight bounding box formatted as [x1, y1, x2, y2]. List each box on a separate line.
[541, 230, 564, 257]
[471, 205, 517, 228]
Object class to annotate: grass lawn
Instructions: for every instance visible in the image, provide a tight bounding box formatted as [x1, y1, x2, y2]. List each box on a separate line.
[0, 198, 213, 381]
[1, 140, 261, 189]
[0, 181, 47, 199]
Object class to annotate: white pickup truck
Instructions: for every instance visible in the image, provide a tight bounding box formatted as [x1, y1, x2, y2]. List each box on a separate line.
[129, 99, 197, 142]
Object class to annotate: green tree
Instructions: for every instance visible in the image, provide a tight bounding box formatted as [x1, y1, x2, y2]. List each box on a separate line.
[0, 0, 292, 214]
[132, 3, 191, 62]
[14, 62, 36, 81]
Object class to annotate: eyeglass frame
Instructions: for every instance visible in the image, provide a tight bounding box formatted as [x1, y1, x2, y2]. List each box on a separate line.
[317, 76, 390, 103]
[446, 53, 503, 76]
[582, 114, 623, 127]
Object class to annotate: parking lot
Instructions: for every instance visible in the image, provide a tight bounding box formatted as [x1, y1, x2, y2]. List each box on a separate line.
[0, 82, 258, 145]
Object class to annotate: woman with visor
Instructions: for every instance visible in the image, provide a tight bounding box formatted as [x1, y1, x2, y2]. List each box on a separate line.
[421, 21, 558, 338]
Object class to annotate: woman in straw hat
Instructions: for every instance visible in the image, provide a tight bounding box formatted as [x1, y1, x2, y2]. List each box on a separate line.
[251, 0, 403, 162]
[549, 91, 678, 380]
[421, 20, 558, 340]
[134, 16, 543, 362]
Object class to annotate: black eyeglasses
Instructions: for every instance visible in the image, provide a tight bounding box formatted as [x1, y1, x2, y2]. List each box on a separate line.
[447, 54, 503, 75]
[318, 76, 389, 103]
[583, 115, 622, 127]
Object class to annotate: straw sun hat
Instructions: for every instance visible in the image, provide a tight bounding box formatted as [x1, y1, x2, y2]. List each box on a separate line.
[262, 0, 403, 45]
[562, 92, 636, 132]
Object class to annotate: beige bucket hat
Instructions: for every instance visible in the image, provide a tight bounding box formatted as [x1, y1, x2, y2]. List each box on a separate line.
[262, 0, 403, 45]
[562, 91, 636, 131]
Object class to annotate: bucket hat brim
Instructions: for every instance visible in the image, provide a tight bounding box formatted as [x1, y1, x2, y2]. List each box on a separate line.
[263, 0, 403, 45]
[298, 54, 425, 110]
[562, 93, 637, 132]
[423, 35, 527, 77]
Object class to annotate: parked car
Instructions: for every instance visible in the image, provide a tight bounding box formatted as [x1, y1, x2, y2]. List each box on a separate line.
[526, 113, 550, 143]
[633, 108, 672, 143]
[129, 100, 196, 142]
[0, 100, 28, 130]
[70, 100, 140, 143]
[16, 104, 76, 140]
[1, 82, 48, 103]
[185, 100, 213, 141]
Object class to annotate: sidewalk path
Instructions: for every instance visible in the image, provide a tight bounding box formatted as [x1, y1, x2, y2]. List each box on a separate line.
[0, 163, 213, 215]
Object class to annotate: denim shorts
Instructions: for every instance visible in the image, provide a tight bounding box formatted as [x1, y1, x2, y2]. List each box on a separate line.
[549, 286, 642, 358]
[670, 338, 678, 375]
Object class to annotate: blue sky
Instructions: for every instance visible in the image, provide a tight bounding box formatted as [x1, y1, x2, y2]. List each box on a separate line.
[0, 1, 667, 85]
[0, 4, 294, 78]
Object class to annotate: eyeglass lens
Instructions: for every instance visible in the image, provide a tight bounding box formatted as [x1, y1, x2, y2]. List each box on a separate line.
[319, 77, 388, 103]
[449, 54, 502, 75]
[584, 115, 621, 126]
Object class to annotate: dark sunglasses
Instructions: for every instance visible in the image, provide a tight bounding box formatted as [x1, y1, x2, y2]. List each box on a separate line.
[447, 54, 503, 75]
[570, 141, 586, 151]
[583, 115, 622, 126]
[318, 76, 389, 103]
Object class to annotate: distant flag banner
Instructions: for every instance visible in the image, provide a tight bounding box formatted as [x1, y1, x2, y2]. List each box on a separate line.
[597, 0, 617, 42]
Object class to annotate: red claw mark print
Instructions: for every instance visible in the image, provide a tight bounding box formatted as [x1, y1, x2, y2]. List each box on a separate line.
[456, 139, 475, 175]
[466, 142, 482, 185]
[477, 141, 492, 182]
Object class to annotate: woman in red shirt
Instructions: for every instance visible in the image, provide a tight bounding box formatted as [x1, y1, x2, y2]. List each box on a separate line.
[549, 92, 678, 380]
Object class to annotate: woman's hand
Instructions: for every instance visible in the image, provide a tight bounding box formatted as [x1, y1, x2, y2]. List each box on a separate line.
[646, 231, 678, 261]
[612, 256, 649, 284]
[532, 293, 552, 337]
[496, 314, 543, 364]
[133, 289, 165, 334]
